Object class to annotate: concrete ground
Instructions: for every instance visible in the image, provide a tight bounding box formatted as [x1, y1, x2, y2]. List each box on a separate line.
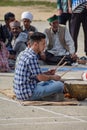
[0, 22, 87, 130]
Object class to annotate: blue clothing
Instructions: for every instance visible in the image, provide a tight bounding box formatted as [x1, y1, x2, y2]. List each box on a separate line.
[30, 80, 64, 101]
[72, 0, 87, 11]
[13, 48, 42, 100]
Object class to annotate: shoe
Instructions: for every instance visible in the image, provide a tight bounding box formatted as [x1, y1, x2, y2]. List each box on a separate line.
[80, 56, 87, 60]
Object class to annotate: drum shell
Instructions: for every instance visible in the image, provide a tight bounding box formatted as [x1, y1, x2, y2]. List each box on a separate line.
[65, 80, 87, 101]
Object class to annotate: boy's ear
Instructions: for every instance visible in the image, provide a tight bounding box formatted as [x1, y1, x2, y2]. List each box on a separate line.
[49, 23, 52, 26]
[34, 41, 38, 46]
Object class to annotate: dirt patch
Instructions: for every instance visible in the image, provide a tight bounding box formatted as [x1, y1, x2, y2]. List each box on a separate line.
[0, 6, 57, 21]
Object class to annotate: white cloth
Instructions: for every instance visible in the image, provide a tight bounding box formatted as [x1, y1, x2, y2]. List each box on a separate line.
[21, 11, 33, 22]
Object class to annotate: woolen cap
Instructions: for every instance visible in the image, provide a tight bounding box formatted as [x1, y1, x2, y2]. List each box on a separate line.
[21, 11, 33, 22]
[10, 20, 20, 27]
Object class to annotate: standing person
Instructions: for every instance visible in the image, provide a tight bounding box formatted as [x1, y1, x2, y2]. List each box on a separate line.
[70, 0, 87, 55]
[57, 0, 72, 29]
[21, 11, 38, 35]
[40, 15, 77, 65]
[2, 12, 15, 45]
[13, 32, 64, 101]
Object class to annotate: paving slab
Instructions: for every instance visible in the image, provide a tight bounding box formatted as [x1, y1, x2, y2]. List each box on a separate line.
[0, 22, 87, 130]
[0, 65, 87, 130]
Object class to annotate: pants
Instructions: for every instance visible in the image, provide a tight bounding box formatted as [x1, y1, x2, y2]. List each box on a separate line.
[58, 13, 71, 31]
[30, 80, 64, 100]
[45, 51, 76, 65]
[70, 9, 87, 55]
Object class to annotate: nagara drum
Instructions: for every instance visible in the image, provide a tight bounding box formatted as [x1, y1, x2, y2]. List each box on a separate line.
[65, 80, 87, 101]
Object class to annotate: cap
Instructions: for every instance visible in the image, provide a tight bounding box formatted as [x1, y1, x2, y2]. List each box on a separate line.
[10, 20, 20, 27]
[47, 15, 58, 23]
[21, 11, 33, 22]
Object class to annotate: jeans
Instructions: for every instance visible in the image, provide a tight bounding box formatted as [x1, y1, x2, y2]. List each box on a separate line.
[30, 80, 64, 100]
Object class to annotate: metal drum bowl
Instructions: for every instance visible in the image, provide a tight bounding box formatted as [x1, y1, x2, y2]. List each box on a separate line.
[65, 80, 87, 101]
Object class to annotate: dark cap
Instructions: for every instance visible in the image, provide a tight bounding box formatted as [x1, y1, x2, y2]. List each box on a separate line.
[47, 15, 59, 23]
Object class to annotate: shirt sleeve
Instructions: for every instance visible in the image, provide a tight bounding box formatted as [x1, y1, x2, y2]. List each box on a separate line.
[65, 27, 75, 54]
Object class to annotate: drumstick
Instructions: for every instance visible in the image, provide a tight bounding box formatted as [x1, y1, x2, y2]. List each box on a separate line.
[55, 56, 66, 70]
[61, 65, 78, 77]
[57, 61, 67, 71]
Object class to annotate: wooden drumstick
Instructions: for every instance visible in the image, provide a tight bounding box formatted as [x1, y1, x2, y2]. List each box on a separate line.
[57, 61, 67, 71]
[61, 65, 78, 77]
[55, 56, 66, 70]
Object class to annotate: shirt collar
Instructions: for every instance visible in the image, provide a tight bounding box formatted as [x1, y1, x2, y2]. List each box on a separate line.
[28, 48, 39, 58]
[51, 28, 59, 34]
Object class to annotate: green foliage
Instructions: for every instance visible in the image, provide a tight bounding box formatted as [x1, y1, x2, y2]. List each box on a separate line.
[0, 0, 56, 8]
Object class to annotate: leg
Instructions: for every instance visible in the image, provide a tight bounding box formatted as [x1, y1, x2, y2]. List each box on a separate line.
[30, 80, 64, 100]
[45, 51, 62, 65]
[59, 13, 67, 25]
[59, 13, 71, 26]
[70, 13, 81, 52]
[81, 9, 87, 55]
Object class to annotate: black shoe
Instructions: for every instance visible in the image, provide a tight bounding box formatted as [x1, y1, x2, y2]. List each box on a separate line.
[80, 56, 87, 60]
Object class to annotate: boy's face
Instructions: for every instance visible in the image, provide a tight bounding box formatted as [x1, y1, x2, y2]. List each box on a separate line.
[22, 18, 31, 29]
[9, 17, 15, 23]
[36, 39, 46, 53]
[6, 17, 15, 26]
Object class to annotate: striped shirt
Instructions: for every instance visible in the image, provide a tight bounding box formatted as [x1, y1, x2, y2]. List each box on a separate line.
[72, 0, 87, 13]
[13, 48, 42, 100]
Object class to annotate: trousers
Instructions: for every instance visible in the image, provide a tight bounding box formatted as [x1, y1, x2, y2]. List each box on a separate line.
[70, 9, 87, 55]
[59, 13, 71, 31]
[30, 80, 64, 100]
[45, 51, 76, 65]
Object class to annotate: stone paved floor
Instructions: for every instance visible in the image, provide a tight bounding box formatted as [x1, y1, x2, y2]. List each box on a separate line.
[0, 22, 87, 130]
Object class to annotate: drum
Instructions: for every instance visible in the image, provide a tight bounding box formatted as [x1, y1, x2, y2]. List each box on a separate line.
[65, 80, 87, 101]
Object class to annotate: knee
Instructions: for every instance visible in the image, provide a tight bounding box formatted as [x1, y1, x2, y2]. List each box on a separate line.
[56, 81, 64, 92]
[60, 81, 64, 88]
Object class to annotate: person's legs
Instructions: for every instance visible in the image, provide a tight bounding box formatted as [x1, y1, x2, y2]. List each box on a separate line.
[45, 51, 75, 65]
[45, 51, 61, 65]
[59, 13, 67, 25]
[81, 10, 87, 56]
[59, 13, 71, 29]
[70, 13, 81, 52]
[30, 80, 64, 100]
